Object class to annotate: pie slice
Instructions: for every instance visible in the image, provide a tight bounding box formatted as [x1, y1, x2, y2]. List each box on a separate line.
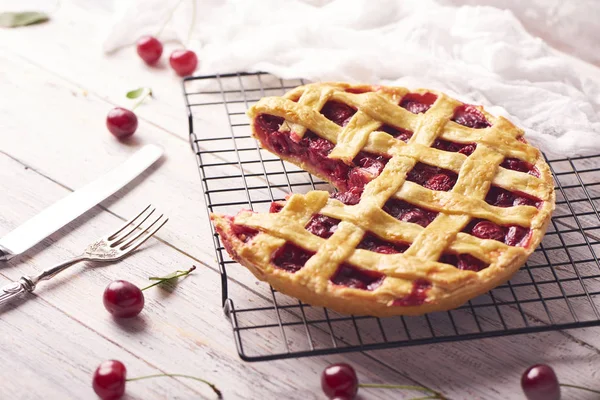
[210, 82, 555, 316]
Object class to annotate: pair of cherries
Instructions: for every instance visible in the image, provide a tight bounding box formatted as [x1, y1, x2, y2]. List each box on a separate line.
[106, 35, 198, 139]
[136, 35, 197, 77]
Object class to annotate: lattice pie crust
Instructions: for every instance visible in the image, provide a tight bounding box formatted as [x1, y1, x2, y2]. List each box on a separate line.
[211, 82, 555, 316]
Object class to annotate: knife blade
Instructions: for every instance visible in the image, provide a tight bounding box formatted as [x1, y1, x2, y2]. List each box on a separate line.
[0, 144, 163, 261]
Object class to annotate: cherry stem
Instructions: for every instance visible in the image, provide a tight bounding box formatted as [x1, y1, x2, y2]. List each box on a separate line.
[560, 383, 600, 395]
[131, 89, 153, 111]
[141, 265, 196, 291]
[127, 373, 222, 398]
[358, 384, 444, 398]
[155, 0, 185, 38]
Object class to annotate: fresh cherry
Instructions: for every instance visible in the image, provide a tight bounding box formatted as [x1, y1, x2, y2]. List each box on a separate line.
[92, 358, 221, 399]
[93, 360, 127, 400]
[521, 364, 560, 400]
[136, 35, 163, 65]
[169, 49, 198, 76]
[103, 280, 145, 318]
[322, 363, 359, 399]
[106, 107, 138, 139]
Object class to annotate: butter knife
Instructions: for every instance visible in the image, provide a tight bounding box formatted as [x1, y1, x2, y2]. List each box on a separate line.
[0, 144, 163, 261]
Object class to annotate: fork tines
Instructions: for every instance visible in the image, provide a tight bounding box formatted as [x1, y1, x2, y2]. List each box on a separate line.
[108, 205, 168, 252]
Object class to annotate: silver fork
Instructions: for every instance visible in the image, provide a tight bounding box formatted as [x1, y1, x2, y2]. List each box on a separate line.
[0, 205, 168, 305]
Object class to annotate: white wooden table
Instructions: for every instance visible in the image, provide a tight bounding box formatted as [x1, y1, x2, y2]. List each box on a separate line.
[1, 2, 600, 399]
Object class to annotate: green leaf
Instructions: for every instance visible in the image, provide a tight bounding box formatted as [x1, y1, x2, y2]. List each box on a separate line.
[0, 11, 49, 28]
[126, 88, 147, 99]
[141, 266, 196, 291]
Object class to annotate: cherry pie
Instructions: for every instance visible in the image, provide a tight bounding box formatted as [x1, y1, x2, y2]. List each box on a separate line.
[210, 82, 555, 316]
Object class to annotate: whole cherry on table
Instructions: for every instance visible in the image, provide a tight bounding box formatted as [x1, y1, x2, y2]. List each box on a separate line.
[103, 266, 196, 318]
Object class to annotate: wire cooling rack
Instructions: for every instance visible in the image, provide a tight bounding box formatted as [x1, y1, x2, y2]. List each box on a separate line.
[183, 72, 600, 362]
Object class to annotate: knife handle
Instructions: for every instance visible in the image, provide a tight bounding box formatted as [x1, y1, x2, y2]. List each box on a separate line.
[0, 245, 14, 262]
[0, 277, 35, 305]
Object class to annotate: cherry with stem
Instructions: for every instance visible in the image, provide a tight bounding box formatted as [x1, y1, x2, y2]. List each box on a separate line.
[93, 359, 222, 400]
[522, 363, 600, 400]
[321, 363, 444, 400]
[103, 266, 196, 318]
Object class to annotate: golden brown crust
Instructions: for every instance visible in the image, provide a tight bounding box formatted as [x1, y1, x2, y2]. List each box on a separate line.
[210, 82, 555, 317]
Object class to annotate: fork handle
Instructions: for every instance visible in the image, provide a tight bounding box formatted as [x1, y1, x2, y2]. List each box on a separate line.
[0, 276, 35, 305]
[33, 255, 87, 284]
[0, 256, 86, 306]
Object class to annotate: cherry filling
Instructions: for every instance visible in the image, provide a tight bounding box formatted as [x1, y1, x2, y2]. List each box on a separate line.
[357, 232, 409, 254]
[331, 187, 364, 206]
[230, 217, 258, 243]
[320, 101, 357, 127]
[392, 279, 432, 306]
[407, 162, 458, 192]
[501, 157, 540, 178]
[485, 186, 542, 208]
[432, 139, 476, 156]
[400, 92, 437, 114]
[330, 263, 385, 291]
[254, 115, 389, 193]
[463, 219, 532, 247]
[269, 202, 284, 213]
[439, 253, 488, 272]
[305, 214, 341, 239]
[349, 151, 389, 191]
[379, 124, 413, 143]
[452, 105, 491, 129]
[272, 242, 315, 273]
[383, 199, 438, 227]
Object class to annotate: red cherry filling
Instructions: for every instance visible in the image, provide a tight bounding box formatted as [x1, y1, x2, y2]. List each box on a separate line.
[330, 263, 384, 291]
[231, 221, 258, 243]
[272, 242, 315, 273]
[320, 101, 356, 126]
[357, 232, 409, 254]
[472, 220, 506, 241]
[348, 151, 389, 191]
[505, 226, 531, 247]
[383, 199, 438, 227]
[256, 114, 284, 133]
[464, 219, 531, 247]
[392, 279, 431, 306]
[501, 157, 541, 178]
[330, 187, 364, 206]
[254, 114, 389, 192]
[379, 124, 413, 143]
[432, 139, 476, 156]
[439, 253, 488, 272]
[305, 214, 341, 239]
[452, 105, 491, 129]
[485, 186, 542, 208]
[269, 202, 284, 213]
[407, 162, 457, 192]
[400, 92, 437, 114]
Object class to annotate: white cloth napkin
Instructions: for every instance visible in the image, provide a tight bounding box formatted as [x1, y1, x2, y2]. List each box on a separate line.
[104, 0, 600, 156]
